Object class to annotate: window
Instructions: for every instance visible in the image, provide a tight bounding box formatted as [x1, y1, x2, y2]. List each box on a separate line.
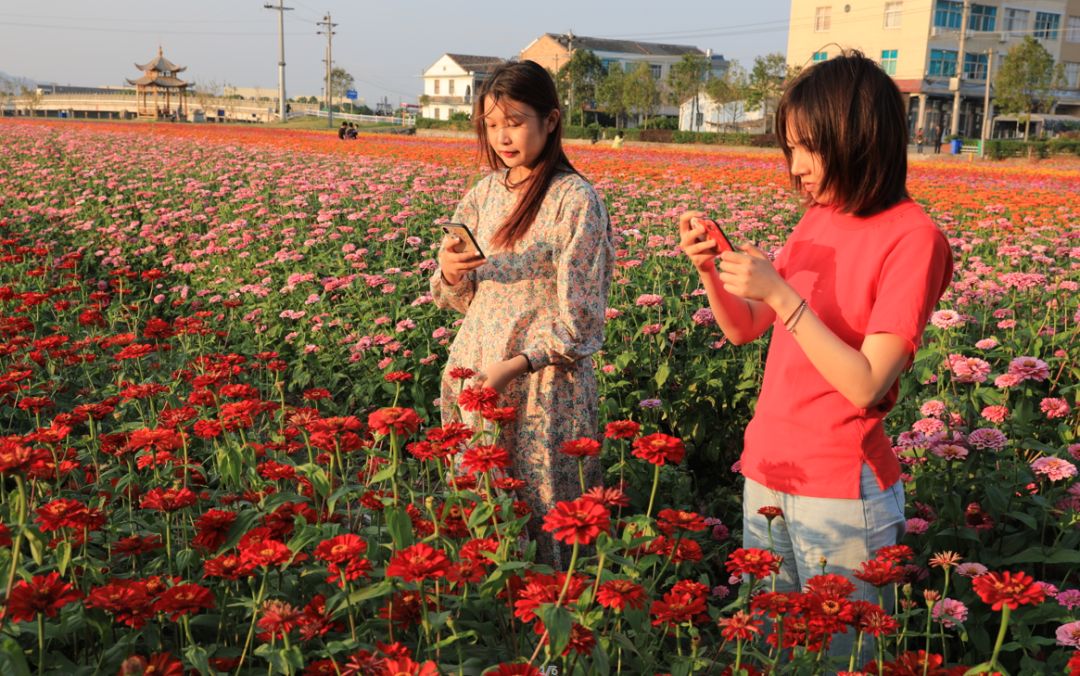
[1005, 8, 1030, 37]
[1067, 16, 1080, 42]
[1064, 62, 1080, 88]
[601, 58, 618, 73]
[695, 112, 704, 127]
[880, 49, 898, 75]
[815, 6, 831, 31]
[448, 80, 455, 96]
[433, 79, 440, 95]
[884, 2, 902, 28]
[434, 107, 440, 120]
[624, 61, 636, 73]
[963, 52, 988, 80]
[812, 51, 828, 62]
[928, 49, 958, 77]
[968, 4, 996, 32]
[1034, 12, 1061, 40]
[934, 0, 962, 29]
[650, 64, 662, 79]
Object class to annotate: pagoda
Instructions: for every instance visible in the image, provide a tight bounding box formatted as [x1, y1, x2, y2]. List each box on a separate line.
[128, 47, 190, 120]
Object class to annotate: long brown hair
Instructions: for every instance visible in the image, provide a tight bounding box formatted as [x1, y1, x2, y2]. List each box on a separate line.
[776, 50, 909, 217]
[473, 60, 577, 249]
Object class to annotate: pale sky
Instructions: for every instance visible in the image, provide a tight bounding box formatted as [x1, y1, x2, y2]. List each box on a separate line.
[0, 1, 790, 106]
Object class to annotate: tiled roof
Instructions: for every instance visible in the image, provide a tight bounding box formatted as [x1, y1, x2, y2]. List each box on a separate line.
[543, 33, 703, 57]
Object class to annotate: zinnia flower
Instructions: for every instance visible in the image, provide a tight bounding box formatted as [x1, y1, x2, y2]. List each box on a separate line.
[631, 433, 685, 466]
[972, 570, 1046, 611]
[367, 407, 422, 437]
[385, 543, 451, 583]
[542, 497, 611, 545]
[5, 572, 82, 622]
[595, 579, 647, 611]
[725, 548, 780, 580]
[560, 437, 601, 457]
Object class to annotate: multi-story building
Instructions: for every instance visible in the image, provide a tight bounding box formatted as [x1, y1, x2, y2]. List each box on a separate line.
[787, 0, 1080, 138]
[520, 32, 727, 120]
[420, 53, 506, 120]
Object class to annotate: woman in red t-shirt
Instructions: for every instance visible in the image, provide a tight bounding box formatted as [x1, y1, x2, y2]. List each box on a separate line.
[679, 51, 953, 664]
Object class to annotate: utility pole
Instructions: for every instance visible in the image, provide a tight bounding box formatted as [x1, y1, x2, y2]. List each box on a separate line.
[949, 0, 970, 138]
[566, 30, 575, 126]
[317, 13, 337, 128]
[264, 0, 293, 122]
[980, 48, 994, 156]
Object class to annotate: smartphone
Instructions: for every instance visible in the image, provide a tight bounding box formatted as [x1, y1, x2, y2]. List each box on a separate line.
[440, 223, 485, 259]
[690, 217, 734, 255]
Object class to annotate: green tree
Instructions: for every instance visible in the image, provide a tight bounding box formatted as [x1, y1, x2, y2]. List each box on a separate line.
[557, 49, 604, 127]
[329, 67, 355, 103]
[994, 36, 1067, 139]
[624, 62, 660, 129]
[704, 60, 749, 132]
[745, 53, 793, 134]
[597, 66, 629, 129]
[667, 53, 710, 131]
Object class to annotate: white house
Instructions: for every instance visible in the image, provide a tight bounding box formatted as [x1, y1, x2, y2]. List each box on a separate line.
[420, 53, 505, 120]
[678, 93, 763, 133]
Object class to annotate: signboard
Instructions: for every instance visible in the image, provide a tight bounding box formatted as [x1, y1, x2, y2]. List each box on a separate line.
[345, 89, 358, 100]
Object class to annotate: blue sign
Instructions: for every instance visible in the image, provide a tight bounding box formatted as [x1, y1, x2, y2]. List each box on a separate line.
[345, 89, 358, 100]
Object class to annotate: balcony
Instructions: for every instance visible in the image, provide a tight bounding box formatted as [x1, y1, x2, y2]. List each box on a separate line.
[424, 95, 471, 106]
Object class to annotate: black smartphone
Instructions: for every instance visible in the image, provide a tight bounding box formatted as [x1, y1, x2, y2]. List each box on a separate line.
[441, 223, 485, 259]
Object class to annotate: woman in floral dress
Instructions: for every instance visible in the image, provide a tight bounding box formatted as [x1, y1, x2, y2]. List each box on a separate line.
[430, 60, 613, 566]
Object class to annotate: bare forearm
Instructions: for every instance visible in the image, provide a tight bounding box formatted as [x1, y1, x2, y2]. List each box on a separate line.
[766, 286, 896, 409]
[700, 268, 768, 345]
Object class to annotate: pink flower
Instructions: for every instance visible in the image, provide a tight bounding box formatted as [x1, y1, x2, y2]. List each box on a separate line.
[930, 310, 965, 329]
[920, 400, 947, 418]
[931, 444, 968, 461]
[1056, 589, 1080, 610]
[1040, 397, 1071, 419]
[932, 598, 969, 629]
[1056, 621, 1080, 648]
[980, 405, 1009, 424]
[947, 354, 991, 383]
[635, 294, 663, 307]
[994, 373, 1023, 388]
[905, 517, 930, 534]
[956, 562, 988, 578]
[691, 308, 715, 326]
[967, 428, 1008, 451]
[912, 418, 946, 436]
[1008, 356, 1050, 382]
[1030, 457, 1078, 482]
[974, 337, 999, 350]
[1069, 444, 1080, 462]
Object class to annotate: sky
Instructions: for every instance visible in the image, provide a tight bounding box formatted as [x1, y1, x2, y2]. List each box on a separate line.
[0, 1, 790, 106]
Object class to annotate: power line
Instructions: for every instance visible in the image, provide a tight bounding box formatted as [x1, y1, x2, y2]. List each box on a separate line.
[0, 20, 308, 37]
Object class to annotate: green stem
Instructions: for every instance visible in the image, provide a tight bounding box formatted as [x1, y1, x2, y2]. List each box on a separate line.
[986, 605, 1011, 674]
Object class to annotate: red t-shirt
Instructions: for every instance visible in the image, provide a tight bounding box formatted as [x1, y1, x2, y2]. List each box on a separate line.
[741, 199, 953, 499]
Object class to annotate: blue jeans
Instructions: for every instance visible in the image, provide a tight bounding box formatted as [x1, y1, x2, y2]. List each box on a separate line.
[742, 464, 906, 669]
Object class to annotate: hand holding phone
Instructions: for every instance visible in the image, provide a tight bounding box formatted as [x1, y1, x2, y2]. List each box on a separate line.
[438, 222, 486, 286]
[690, 217, 734, 255]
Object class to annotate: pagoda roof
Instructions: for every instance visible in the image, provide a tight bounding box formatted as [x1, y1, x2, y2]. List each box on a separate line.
[127, 75, 190, 88]
[136, 47, 186, 74]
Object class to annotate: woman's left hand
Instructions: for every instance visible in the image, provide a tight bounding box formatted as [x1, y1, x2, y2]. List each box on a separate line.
[474, 356, 529, 394]
[716, 244, 786, 304]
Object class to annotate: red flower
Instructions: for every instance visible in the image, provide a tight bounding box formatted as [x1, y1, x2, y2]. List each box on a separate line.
[384, 371, 414, 383]
[460, 445, 511, 475]
[191, 509, 237, 552]
[596, 579, 647, 611]
[481, 406, 517, 424]
[542, 497, 611, 545]
[560, 437, 601, 457]
[726, 548, 781, 580]
[126, 427, 183, 453]
[972, 570, 1046, 611]
[854, 558, 906, 587]
[192, 419, 223, 439]
[35, 498, 105, 533]
[118, 653, 184, 676]
[314, 534, 368, 564]
[583, 485, 630, 508]
[875, 544, 915, 564]
[152, 583, 216, 621]
[257, 599, 302, 641]
[656, 508, 707, 534]
[650, 587, 708, 628]
[757, 505, 784, 521]
[385, 543, 451, 583]
[302, 388, 332, 401]
[140, 487, 197, 512]
[86, 579, 154, 628]
[631, 433, 685, 466]
[458, 386, 499, 414]
[240, 539, 294, 569]
[448, 367, 476, 380]
[377, 657, 439, 676]
[367, 407, 422, 437]
[5, 572, 82, 622]
[718, 610, 762, 641]
[604, 420, 641, 439]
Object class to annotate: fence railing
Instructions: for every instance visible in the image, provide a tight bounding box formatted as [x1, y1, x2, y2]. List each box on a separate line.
[304, 109, 415, 126]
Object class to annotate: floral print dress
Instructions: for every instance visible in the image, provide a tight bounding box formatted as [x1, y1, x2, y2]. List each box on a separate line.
[430, 169, 614, 564]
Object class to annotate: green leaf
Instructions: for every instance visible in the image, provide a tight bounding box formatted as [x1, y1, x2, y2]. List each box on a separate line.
[467, 503, 494, 530]
[432, 629, 478, 650]
[56, 540, 72, 577]
[0, 637, 31, 676]
[183, 644, 212, 675]
[998, 546, 1080, 565]
[537, 604, 573, 659]
[385, 505, 414, 549]
[338, 580, 393, 615]
[655, 362, 670, 388]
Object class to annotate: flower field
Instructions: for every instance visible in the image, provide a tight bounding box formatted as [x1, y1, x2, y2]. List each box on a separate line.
[0, 118, 1077, 675]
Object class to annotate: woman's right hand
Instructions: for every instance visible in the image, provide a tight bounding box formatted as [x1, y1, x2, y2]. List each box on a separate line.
[678, 210, 718, 274]
[438, 235, 486, 286]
